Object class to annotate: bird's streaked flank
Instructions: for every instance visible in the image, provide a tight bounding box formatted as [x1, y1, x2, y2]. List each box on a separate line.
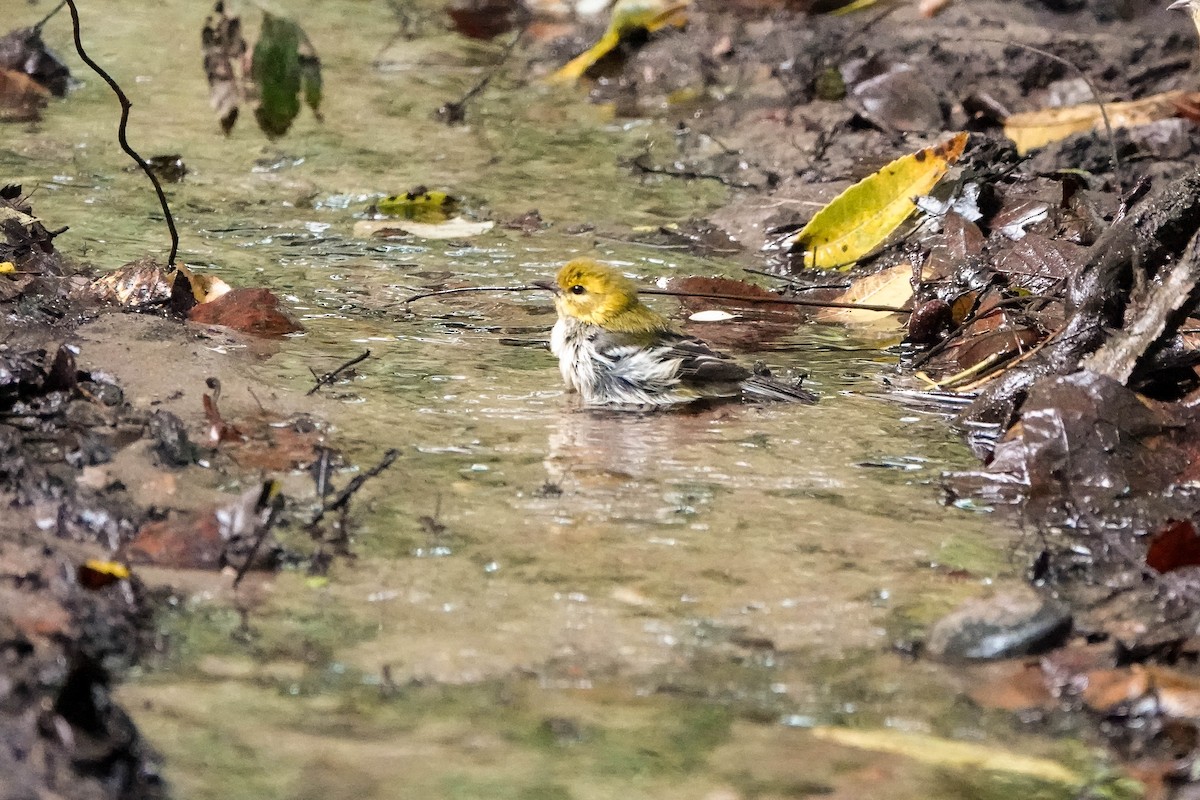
[541, 259, 817, 408]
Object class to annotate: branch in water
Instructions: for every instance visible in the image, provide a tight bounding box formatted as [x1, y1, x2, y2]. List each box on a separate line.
[63, 0, 180, 266]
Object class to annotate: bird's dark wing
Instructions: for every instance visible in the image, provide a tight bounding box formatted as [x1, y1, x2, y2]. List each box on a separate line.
[657, 333, 753, 384]
[591, 329, 816, 404]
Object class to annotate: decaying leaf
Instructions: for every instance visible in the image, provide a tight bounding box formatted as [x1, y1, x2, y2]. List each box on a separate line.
[353, 216, 494, 240]
[375, 188, 459, 222]
[188, 287, 305, 337]
[77, 559, 131, 589]
[0, 68, 49, 122]
[91, 258, 173, 308]
[810, 727, 1080, 786]
[201, 1, 247, 135]
[448, 0, 522, 39]
[176, 263, 232, 304]
[783, 132, 968, 271]
[1146, 519, 1200, 574]
[1004, 90, 1197, 155]
[549, 0, 688, 84]
[200, 2, 322, 138]
[815, 264, 913, 324]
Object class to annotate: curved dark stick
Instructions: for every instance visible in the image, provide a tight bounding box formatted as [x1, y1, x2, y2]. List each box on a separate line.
[64, 0, 180, 266]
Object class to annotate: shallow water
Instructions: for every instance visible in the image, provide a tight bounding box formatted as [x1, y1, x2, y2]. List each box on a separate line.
[3, 1, 1116, 797]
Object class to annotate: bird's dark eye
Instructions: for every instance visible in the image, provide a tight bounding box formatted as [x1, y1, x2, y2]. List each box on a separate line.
[570, 284, 585, 295]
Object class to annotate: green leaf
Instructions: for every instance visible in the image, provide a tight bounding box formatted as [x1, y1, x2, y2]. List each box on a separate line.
[250, 11, 321, 138]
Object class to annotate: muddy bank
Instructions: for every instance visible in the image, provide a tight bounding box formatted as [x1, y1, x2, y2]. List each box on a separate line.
[0, 187, 365, 798]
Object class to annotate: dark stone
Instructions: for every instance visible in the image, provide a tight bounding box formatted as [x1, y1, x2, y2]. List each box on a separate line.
[147, 410, 197, 468]
[925, 589, 1073, 663]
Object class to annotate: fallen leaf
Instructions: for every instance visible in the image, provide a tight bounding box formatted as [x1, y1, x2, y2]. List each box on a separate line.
[77, 559, 131, 589]
[783, 132, 968, 270]
[809, 727, 1080, 786]
[1004, 91, 1195, 155]
[126, 513, 225, 569]
[815, 263, 913, 324]
[666, 276, 801, 349]
[353, 216, 494, 240]
[375, 187, 459, 222]
[201, 3, 321, 138]
[447, 0, 521, 39]
[188, 287, 304, 337]
[176, 263, 232, 304]
[201, 1, 247, 135]
[0, 261, 14, 273]
[1146, 519, 1200, 574]
[1083, 664, 1200, 720]
[549, 0, 687, 84]
[90, 258, 172, 308]
[0, 68, 49, 122]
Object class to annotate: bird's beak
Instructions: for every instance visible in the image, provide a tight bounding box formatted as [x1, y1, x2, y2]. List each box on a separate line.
[531, 279, 560, 295]
[1170, 0, 1190, 10]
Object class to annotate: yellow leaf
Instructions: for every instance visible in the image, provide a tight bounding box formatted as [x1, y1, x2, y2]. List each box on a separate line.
[815, 263, 913, 324]
[0, 261, 15, 274]
[1004, 90, 1191, 155]
[786, 132, 968, 271]
[78, 559, 131, 589]
[549, 0, 688, 84]
[176, 264, 232, 304]
[827, 0, 881, 13]
[810, 727, 1081, 786]
[376, 188, 458, 222]
[83, 559, 130, 579]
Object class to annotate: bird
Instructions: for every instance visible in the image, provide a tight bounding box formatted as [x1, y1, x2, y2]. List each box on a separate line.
[538, 258, 817, 408]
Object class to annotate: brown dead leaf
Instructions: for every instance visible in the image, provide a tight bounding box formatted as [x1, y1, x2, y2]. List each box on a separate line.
[1146, 520, 1200, 574]
[967, 662, 1056, 712]
[0, 68, 49, 122]
[447, 0, 521, 39]
[815, 263, 913, 324]
[667, 276, 802, 349]
[126, 512, 224, 569]
[90, 258, 173, 308]
[201, 1, 247, 134]
[227, 420, 324, 471]
[1004, 90, 1196, 155]
[1083, 664, 1200, 720]
[188, 287, 304, 337]
[0, 25, 69, 96]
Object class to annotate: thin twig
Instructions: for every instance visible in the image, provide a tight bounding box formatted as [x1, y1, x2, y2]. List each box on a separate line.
[233, 491, 284, 588]
[310, 448, 401, 526]
[64, 0, 180, 266]
[404, 285, 543, 304]
[970, 36, 1124, 188]
[630, 153, 768, 190]
[34, 1, 68, 31]
[308, 350, 371, 395]
[403, 284, 911, 313]
[438, 28, 525, 124]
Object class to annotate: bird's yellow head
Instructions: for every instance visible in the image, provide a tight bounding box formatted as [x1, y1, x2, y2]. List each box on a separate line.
[548, 258, 666, 332]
